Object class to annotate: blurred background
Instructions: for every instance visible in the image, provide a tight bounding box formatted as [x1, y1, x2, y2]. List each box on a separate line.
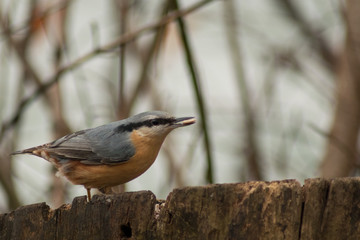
[0, 0, 356, 212]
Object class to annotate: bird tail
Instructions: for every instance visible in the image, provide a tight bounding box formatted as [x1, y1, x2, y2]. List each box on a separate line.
[10, 147, 38, 156]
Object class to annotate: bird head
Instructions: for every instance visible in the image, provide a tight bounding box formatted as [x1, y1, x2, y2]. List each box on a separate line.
[121, 111, 196, 139]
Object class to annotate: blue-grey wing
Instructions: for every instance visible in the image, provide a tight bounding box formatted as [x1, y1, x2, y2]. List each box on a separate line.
[46, 122, 135, 165]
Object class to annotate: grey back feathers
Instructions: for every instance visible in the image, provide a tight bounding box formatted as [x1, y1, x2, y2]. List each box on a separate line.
[44, 111, 175, 165]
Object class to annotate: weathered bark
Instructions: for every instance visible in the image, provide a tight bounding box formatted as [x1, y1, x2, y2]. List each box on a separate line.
[302, 178, 360, 239]
[0, 191, 157, 240]
[156, 180, 301, 240]
[320, 0, 360, 177]
[2, 178, 360, 239]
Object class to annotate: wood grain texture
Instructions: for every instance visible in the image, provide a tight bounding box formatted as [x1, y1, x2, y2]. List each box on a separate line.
[2, 178, 360, 239]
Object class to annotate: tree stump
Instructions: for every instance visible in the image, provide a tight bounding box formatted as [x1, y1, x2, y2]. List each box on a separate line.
[1, 178, 360, 239]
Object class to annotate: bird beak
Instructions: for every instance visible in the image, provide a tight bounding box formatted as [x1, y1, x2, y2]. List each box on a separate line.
[173, 117, 196, 127]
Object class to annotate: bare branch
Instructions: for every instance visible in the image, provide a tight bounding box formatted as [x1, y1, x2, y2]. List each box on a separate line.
[223, 0, 263, 180]
[127, 1, 170, 113]
[172, 0, 214, 183]
[276, 0, 336, 72]
[116, 0, 129, 119]
[0, 0, 216, 143]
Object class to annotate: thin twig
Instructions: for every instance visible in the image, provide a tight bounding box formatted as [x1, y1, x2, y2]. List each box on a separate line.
[116, 0, 129, 119]
[127, 0, 170, 113]
[310, 123, 358, 161]
[0, 8, 42, 86]
[0, 0, 72, 37]
[172, 0, 214, 183]
[224, 0, 262, 180]
[276, 0, 335, 72]
[0, 1, 40, 210]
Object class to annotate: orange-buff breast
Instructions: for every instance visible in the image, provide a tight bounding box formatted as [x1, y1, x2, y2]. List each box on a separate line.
[59, 130, 166, 189]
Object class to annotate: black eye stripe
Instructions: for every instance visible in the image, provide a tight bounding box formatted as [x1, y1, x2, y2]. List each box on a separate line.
[143, 118, 175, 127]
[151, 119, 160, 125]
[114, 118, 175, 133]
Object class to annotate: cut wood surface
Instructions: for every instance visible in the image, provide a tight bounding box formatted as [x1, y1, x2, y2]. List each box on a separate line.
[1, 178, 360, 239]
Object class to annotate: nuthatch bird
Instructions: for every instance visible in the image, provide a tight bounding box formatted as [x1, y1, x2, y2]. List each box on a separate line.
[12, 111, 196, 201]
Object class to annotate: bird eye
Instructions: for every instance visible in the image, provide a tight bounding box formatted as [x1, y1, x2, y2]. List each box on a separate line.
[151, 119, 160, 126]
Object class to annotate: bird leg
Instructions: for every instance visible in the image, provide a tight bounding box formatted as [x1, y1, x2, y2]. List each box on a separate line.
[86, 188, 92, 201]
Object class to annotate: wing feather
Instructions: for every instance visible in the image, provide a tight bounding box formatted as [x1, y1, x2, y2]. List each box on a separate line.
[46, 123, 135, 165]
